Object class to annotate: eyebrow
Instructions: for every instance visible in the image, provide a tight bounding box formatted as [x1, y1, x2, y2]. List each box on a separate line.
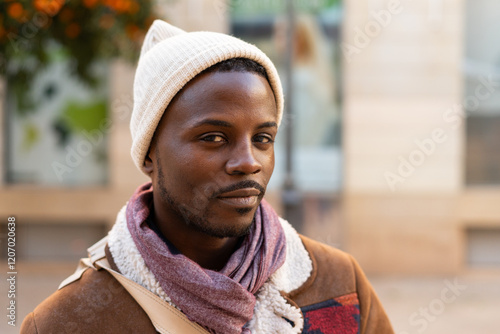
[193, 119, 232, 128]
[257, 121, 278, 129]
[192, 119, 277, 129]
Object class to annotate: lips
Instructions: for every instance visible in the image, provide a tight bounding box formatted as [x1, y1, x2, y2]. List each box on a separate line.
[217, 188, 261, 207]
[218, 188, 261, 198]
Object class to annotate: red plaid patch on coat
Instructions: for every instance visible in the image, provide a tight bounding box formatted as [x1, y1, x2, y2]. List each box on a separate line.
[301, 293, 360, 334]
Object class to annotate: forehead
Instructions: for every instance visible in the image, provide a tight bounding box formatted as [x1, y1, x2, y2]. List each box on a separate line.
[159, 71, 278, 130]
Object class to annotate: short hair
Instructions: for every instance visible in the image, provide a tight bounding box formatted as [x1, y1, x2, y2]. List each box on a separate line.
[200, 57, 270, 83]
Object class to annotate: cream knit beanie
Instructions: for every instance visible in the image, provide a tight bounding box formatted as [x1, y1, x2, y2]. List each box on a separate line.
[130, 20, 284, 174]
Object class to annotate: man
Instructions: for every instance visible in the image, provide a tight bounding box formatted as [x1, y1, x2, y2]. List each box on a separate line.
[21, 20, 394, 334]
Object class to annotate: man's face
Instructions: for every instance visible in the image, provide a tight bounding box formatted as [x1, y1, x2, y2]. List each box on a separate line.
[147, 70, 278, 239]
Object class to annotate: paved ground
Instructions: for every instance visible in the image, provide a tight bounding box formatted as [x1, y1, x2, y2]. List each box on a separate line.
[370, 271, 500, 334]
[1, 262, 499, 334]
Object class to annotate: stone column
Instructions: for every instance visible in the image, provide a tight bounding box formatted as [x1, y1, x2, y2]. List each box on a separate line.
[343, 0, 464, 274]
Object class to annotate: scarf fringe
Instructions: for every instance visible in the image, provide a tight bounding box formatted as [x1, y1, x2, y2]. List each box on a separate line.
[108, 206, 312, 333]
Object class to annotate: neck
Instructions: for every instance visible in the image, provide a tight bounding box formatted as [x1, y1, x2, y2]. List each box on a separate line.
[152, 205, 240, 271]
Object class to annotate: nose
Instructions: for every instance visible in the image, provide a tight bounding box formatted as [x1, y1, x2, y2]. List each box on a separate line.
[225, 140, 262, 175]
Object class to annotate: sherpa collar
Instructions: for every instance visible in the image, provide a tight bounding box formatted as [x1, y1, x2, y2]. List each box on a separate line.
[108, 206, 313, 333]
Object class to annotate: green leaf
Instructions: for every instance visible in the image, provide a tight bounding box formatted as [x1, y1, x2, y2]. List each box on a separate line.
[22, 122, 40, 152]
[61, 99, 108, 133]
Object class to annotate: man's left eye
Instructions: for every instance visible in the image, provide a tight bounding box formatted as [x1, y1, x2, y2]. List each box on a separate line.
[254, 135, 274, 144]
[201, 135, 225, 142]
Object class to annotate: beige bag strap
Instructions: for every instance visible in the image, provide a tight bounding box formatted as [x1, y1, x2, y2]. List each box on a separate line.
[94, 258, 210, 334]
[61, 237, 210, 334]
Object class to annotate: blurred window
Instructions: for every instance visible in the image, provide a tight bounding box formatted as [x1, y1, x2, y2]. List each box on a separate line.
[467, 228, 500, 267]
[4, 45, 110, 186]
[0, 221, 107, 261]
[464, 0, 500, 186]
[230, 0, 343, 194]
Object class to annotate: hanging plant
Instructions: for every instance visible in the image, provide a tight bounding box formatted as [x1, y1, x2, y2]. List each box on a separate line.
[0, 0, 156, 113]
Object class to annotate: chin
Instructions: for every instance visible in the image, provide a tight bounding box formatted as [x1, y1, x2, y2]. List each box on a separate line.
[190, 209, 256, 239]
[235, 207, 253, 215]
[197, 219, 254, 239]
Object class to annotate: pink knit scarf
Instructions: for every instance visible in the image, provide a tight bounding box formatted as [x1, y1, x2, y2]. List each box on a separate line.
[126, 183, 287, 333]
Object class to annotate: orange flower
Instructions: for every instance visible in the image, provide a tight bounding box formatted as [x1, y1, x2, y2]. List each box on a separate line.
[65, 23, 81, 38]
[33, 0, 64, 16]
[102, 0, 117, 9]
[128, 0, 139, 14]
[125, 24, 139, 40]
[58, 7, 74, 23]
[103, 0, 134, 13]
[83, 0, 99, 8]
[8, 3, 24, 20]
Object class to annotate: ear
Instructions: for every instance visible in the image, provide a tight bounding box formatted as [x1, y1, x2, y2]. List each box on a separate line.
[143, 147, 154, 175]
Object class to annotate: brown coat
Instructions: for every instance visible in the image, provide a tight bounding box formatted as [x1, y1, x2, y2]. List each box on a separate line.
[21, 235, 394, 333]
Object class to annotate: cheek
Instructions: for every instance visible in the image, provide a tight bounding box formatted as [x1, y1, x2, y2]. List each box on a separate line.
[159, 147, 219, 194]
[261, 149, 275, 177]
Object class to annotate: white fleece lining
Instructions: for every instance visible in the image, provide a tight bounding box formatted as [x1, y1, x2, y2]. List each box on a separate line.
[107, 206, 177, 308]
[108, 206, 313, 333]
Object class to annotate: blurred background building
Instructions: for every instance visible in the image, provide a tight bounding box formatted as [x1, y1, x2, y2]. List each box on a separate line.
[2, 0, 500, 274]
[1, 0, 500, 333]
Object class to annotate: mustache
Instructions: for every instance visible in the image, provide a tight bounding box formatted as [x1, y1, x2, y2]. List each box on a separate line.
[212, 180, 265, 198]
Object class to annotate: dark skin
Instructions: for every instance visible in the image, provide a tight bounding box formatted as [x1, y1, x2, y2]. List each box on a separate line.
[144, 71, 278, 271]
